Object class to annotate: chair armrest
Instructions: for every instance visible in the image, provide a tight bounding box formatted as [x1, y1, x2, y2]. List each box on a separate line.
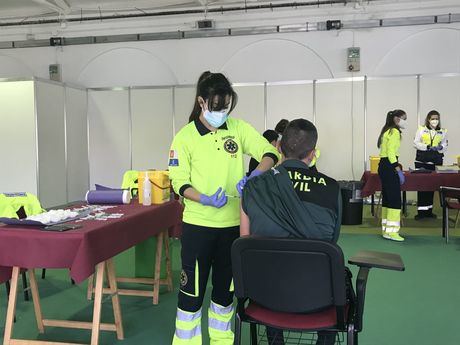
[348, 251, 405, 332]
[348, 250, 405, 271]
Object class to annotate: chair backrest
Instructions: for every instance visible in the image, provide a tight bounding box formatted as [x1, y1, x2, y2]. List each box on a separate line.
[231, 237, 346, 314]
[440, 186, 460, 206]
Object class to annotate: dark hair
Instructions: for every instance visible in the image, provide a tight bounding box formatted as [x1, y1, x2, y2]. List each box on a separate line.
[280, 119, 318, 160]
[424, 110, 441, 130]
[275, 119, 289, 135]
[377, 109, 406, 148]
[262, 130, 278, 143]
[188, 71, 212, 123]
[188, 72, 238, 123]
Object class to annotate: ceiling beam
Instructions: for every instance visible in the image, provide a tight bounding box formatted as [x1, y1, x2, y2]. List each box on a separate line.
[54, 0, 71, 13]
[31, 0, 71, 14]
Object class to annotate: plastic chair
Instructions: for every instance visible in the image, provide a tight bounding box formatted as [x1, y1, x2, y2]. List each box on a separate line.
[439, 186, 460, 243]
[232, 237, 405, 345]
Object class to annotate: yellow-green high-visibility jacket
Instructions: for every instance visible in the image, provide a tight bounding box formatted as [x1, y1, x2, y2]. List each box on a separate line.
[0, 193, 43, 219]
[169, 117, 279, 228]
[310, 148, 321, 167]
[413, 126, 448, 153]
[121, 170, 139, 196]
[380, 128, 401, 167]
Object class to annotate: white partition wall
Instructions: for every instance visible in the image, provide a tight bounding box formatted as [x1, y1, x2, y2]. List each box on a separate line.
[316, 79, 365, 180]
[0, 81, 37, 195]
[174, 86, 195, 133]
[83, 73, 459, 197]
[420, 75, 460, 165]
[267, 82, 314, 130]
[88, 89, 130, 189]
[0, 79, 88, 208]
[131, 88, 174, 170]
[366, 77, 418, 171]
[233, 85, 265, 132]
[35, 81, 67, 208]
[65, 87, 89, 202]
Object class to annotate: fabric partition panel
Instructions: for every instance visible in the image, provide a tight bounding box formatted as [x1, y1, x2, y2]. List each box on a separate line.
[36, 81, 67, 208]
[173, 86, 195, 133]
[366, 77, 418, 171]
[0, 81, 37, 196]
[65, 87, 89, 202]
[88, 89, 131, 190]
[131, 88, 174, 171]
[419, 76, 460, 165]
[233, 85, 265, 132]
[266, 83, 314, 130]
[315, 79, 365, 180]
[232, 85, 265, 172]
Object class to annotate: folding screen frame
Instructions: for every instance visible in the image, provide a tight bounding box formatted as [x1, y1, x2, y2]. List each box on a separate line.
[86, 72, 460, 187]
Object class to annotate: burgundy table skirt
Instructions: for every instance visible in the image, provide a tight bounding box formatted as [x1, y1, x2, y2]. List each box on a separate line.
[0, 201, 183, 284]
[361, 171, 460, 198]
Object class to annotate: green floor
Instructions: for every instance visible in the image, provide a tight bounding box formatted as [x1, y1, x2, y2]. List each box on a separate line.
[1, 205, 460, 344]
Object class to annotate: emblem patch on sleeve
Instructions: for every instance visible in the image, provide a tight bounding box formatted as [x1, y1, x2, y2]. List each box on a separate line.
[169, 150, 179, 166]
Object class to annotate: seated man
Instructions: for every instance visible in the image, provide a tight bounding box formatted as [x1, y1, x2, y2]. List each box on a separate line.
[240, 119, 342, 345]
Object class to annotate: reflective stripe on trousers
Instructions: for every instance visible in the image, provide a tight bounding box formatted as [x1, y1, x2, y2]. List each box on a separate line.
[208, 300, 234, 345]
[417, 205, 433, 211]
[172, 308, 202, 345]
[385, 208, 401, 233]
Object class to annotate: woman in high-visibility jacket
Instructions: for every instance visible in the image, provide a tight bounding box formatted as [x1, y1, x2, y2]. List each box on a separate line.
[169, 72, 279, 345]
[377, 109, 407, 242]
[413, 110, 448, 220]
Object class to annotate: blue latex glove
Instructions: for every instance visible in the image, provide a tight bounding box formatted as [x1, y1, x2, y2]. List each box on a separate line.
[199, 187, 227, 208]
[236, 169, 263, 196]
[433, 144, 443, 151]
[397, 170, 405, 185]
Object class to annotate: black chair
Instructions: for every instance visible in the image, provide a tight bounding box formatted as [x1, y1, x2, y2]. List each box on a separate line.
[439, 186, 460, 243]
[231, 237, 405, 345]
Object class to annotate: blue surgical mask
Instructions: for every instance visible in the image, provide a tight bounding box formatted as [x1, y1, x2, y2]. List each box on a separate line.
[204, 110, 228, 128]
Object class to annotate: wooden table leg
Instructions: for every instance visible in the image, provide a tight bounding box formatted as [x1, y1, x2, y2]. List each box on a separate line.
[87, 274, 94, 301]
[28, 269, 44, 333]
[153, 232, 164, 305]
[3, 266, 20, 345]
[164, 232, 173, 292]
[105, 259, 124, 340]
[90, 263, 104, 345]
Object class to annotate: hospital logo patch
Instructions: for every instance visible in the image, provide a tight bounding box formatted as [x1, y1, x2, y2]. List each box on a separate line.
[169, 150, 179, 167]
[223, 139, 238, 154]
[180, 270, 188, 287]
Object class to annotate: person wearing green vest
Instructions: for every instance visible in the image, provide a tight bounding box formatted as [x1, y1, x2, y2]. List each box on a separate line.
[413, 110, 448, 220]
[377, 109, 407, 242]
[169, 72, 279, 345]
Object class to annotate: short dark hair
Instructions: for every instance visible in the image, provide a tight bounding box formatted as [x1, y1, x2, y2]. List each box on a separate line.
[262, 130, 278, 143]
[280, 119, 318, 160]
[275, 119, 289, 135]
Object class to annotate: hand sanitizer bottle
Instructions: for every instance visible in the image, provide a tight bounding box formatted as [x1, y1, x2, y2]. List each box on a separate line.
[143, 171, 152, 206]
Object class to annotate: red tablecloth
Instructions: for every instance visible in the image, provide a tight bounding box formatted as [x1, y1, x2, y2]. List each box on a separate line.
[361, 171, 460, 197]
[0, 201, 183, 284]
